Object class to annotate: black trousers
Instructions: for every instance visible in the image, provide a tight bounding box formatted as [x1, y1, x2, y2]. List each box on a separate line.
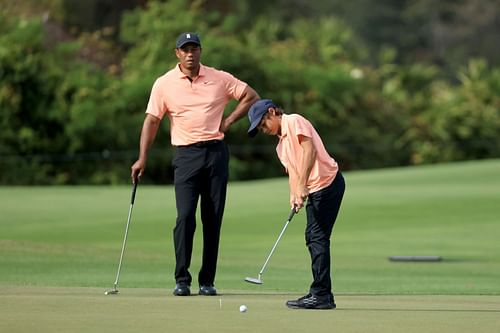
[305, 171, 345, 296]
[172, 140, 229, 286]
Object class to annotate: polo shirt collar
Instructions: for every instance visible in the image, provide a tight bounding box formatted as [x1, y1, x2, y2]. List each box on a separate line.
[175, 63, 206, 78]
[278, 114, 288, 140]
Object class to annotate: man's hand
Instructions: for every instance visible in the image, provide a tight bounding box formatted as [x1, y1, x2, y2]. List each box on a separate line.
[219, 118, 231, 133]
[220, 86, 259, 133]
[131, 159, 146, 184]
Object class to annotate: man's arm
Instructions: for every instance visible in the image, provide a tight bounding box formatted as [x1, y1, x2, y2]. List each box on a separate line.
[220, 85, 260, 132]
[130, 114, 161, 182]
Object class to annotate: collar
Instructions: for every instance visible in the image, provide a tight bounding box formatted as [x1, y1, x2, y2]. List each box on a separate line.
[175, 63, 206, 79]
[278, 114, 288, 141]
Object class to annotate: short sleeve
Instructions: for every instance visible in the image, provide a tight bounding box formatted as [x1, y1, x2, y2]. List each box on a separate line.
[145, 78, 168, 119]
[291, 115, 314, 141]
[221, 70, 248, 100]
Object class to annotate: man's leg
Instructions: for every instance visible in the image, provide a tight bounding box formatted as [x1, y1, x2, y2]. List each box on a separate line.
[173, 147, 204, 287]
[198, 142, 229, 287]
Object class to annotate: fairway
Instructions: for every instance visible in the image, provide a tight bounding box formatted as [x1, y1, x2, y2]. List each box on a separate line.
[1, 160, 500, 332]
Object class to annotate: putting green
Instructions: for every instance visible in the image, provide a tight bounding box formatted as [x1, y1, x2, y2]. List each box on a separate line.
[1, 286, 499, 333]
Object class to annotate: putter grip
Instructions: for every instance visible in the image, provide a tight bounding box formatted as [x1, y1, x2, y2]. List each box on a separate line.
[130, 181, 138, 204]
[287, 207, 296, 221]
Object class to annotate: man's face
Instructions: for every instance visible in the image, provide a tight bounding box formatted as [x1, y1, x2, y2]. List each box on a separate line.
[175, 43, 201, 70]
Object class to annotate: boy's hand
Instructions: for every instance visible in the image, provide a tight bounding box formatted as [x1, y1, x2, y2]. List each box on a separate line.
[291, 186, 309, 212]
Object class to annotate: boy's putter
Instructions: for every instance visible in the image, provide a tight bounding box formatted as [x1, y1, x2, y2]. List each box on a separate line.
[245, 207, 296, 285]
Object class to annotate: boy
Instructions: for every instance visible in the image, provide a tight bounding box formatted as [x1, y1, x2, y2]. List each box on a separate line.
[247, 99, 345, 310]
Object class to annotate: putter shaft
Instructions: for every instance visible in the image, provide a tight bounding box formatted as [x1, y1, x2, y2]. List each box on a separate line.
[245, 207, 296, 285]
[258, 220, 291, 276]
[106, 181, 138, 295]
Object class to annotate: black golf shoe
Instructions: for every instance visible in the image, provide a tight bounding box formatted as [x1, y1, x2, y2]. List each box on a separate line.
[286, 293, 336, 310]
[199, 285, 217, 296]
[173, 283, 191, 296]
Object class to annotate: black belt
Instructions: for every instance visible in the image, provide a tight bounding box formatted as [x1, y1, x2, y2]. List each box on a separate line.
[178, 140, 222, 148]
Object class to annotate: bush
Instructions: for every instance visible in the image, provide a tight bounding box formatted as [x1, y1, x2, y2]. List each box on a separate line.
[405, 59, 500, 163]
[2, 3, 500, 184]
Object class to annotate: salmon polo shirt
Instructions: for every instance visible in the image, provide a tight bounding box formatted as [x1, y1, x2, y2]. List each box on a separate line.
[145, 63, 248, 146]
[277, 114, 339, 194]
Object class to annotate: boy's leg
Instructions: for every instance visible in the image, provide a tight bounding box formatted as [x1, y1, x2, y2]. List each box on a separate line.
[305, 172, 345, 297]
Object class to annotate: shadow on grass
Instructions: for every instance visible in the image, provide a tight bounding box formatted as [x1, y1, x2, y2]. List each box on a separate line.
[338, 308, 500, 313]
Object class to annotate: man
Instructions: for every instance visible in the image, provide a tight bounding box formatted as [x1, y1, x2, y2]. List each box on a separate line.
[247, 99, 345, 309]
[131, 32, 259, 296]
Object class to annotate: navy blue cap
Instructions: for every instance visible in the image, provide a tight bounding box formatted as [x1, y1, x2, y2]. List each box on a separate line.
[176, 32, 201, 48]
[247, 99, 277, 137]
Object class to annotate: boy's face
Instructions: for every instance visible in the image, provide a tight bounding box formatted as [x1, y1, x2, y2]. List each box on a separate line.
[258, 109, 281, 136]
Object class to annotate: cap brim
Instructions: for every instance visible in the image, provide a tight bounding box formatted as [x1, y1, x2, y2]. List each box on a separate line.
[248, 128, 258, 138]
[177, 41, 201, 48]
[247, 115, 265, 138]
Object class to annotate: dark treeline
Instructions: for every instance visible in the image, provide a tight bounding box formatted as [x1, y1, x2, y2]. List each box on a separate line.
[1, 0, 500, 184]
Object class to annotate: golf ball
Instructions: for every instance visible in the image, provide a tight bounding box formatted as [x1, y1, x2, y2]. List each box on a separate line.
[239, 305, 248, 313]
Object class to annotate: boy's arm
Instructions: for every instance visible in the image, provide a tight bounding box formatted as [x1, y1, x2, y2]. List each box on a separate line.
[290, 135, 317, 211]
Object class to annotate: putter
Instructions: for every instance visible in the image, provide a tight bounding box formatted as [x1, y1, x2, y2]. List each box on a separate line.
[245, 207, 296, 285]
[105, 179, 139, 295]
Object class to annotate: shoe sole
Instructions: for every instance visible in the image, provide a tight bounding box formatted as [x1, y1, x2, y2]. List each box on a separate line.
[173, 292, 190, 296]
[286, 304, 336, 310]
[173, 289, 191, 296]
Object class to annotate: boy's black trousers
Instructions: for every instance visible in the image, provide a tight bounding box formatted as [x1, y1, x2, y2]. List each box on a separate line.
[305, 171, 345, 296]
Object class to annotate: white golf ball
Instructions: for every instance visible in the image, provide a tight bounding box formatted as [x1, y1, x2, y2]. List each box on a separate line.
[239, 305, 248, 313]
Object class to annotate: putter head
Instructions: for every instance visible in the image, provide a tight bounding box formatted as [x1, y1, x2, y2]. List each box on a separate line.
[244, 277, 263, 285]
[104, 289, 119, 295]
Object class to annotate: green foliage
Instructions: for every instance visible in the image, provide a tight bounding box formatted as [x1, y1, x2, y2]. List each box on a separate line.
[407, 59, 500, 163]
[0, 15, 67, 183]
[120, 0, 210, 76]
[1, 1, 500, 184]
[0, 14, 135, 184]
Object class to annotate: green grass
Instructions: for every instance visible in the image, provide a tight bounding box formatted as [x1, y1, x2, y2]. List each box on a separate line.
[1, 159, 499, 294]
[1, 287, 499, 333]
[1, 160, 500, 332]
